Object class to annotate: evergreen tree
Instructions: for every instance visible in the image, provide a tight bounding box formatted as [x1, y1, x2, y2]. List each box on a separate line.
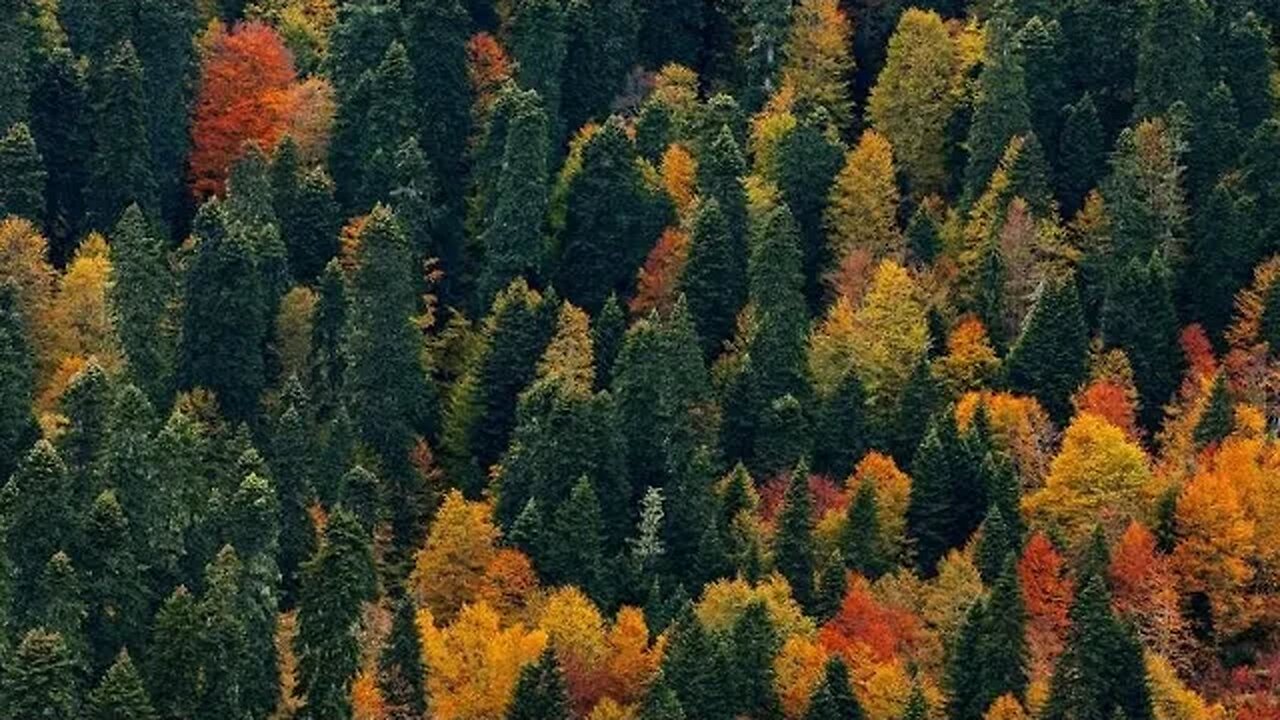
[805, 657, 864, 720]
[28, 45, 91, 259]
[56, 360, 113, 497]
[591, 294, 626, 390]
[561, 0, 638, 132]
[682, 198, 739, 357]
[637, 0, 702, 69]
[86, 651, 158, 720]
[379, 597, 427, 720]
[226, 473, 282, 717]
[86, 41, 156, 230]
[1133, 0, 1208, 120]
[742, 0, 792, 112]
[1005, 273, 1089, 423]
[295, 510, 377, 720]
[0, 123, 46, 222]
[558, 116, 673, 311]
[5, 441, 76, 621]
[813, 370, 867, 479]
[402, 0, 472, 213]
[145, 587, 200, 720]
[545, 476, 608, 600]
[178, 199, 266, 423]
[963, 24, 1032, 204]
[774, 119, 843, 308]
[1188, 178, 1254, 341]
[479, 89, 550, 306]
[135, 0, 197, 227]
[109, 204, 173, 409]
[281, 164, 341, 284]
[340, 465, 383, 534]
[510, 0, 567, 144]
[977, 560, 1029, 705]
[506, 647, 571, 720]
[197, 547, 247, 720]
[906, 204, 941, 266]
[225, 144, 289, 328]
[946, 603, 986, 720]
[841, 481, 887, 579]
[775, 461, 817, 610]
[33, 552, 88, 667]
[361, 42, 420, 207]
[0, 0, 31, 134]
[661, 607, 736, 720]
[814, 551, 848, 622]
[908, 410, 985, 574]
[1216, 11, 1274, 133]
[1057, 93, 1106, 215]
[309, 260, 347, 412]
[272, 403, 317, 606]
[748, 204, 810, 433]
[1101, 255, 1182, 429]
[3, 630, 78, 719]
[1102, 121, 1188, 265]
[98, 384, 167, 572]
[888, 356, 937, 466]
[729, 600, 783, 719]
[344, 205, 437, 557]
[638, 675, 687, 720]
[0, 285, 35, 482]
[82, 490, 147, 673]
[697, 126, 749, 287]
[1193, 372, 1233, 447]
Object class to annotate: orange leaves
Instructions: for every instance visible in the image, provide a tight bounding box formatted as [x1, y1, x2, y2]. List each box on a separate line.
[603, 607, 661, 707]
[1018, 533, 1072, 679]
[819, 575, 925, 666]
[660, 144, 698, 218]
[467, 32, 513, 124]
[190, 22, 302, 198]
[630, 227, 689, 318]
[1074, 380, 1141, 442]
[1173, 462, 1258, 634]
[410, 490, 499, 623]
[1109, 522, 1190, 664]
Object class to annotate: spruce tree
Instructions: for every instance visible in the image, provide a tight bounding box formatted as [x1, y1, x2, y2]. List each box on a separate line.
[86, 41, 156, 230]
[86, 651, 158, 720]
[295, 510, 377, 720]
[775, 461, 817, 610]
[510, 0, 567, 144]
[730, 600, 783, 719]
[591, 294, 626, 390]
[1057, 93, 1106, 215]
[146, 587, 202, 720]
[0, 123, 46, 222]
[361, 42, 421, 207]
[1101, 255, 1182, 430]
[309, 260, 347, 413]
[0, 284, 35, 482]
[908, 409, 985, 574]
[814, 552, 848, 622]
[977, 560, 1029, 706]
[5, 441, 76, 621]
[561, 0, 638, 132]
[545, 477, 608, 600]
[0, 0, 31, 134]
[774, 119, 843, 308]
[888, 356, 937, 466]
[178, 199, 266, 423]
[638, 676, 687, 720]
[345, 204, 437, 556]
[1193, 372, 1233, 447]
[379, 597, 427, 720]
[56, 360, 112, 500]
[813, 370, 867, 479]
[28, 45, 91, 259]
[1188, 178, 1254, 341]
[748, 203, 810, 436]
[197, 547, 247, 720]
[841, 481, 887, 579]
[135, 0, 197, 226]
[661, 607, 736, 720]
[282, 165, 341, 284]
[1005, 273, 1089, 423]
[805, 657, 864, 720]
[1133, 0, 1208, 120]
[1217, 11, 1274, 133]
[109, 204, 174, 409]
[946, 603, 987, 720]
[33, 552, 88, 667]
[638, 0, 702, 69]
[963, 25, 1032, 205]
[402, 0, 472, 212]
[3, 629, 78, 720]
[272, 403, 317, 606]
[506, 647, 571, 720]
[227, 473, 282, 717]
[906, 204, 941, 266]
[682, 198, 739, 357]
[83, 490, 147, 673]
[696, 126, 749, 287]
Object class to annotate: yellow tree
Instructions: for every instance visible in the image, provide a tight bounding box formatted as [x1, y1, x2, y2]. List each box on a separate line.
[984, 695, 1030, 720]
[536, 302, 595, 394]
[660, 144, 698, 220]
[536, 586, 611, 715]
[410, 489, 500, 622]
[851, 260, 929, 420]
[808, 294, 858, 396]
[1172, 465, 1257, 635]
[604, 606, 660, 707]
[46, 235, 123, 402]
[781, 0, 854, 130]
[695, 574, 816, 639]
[0, 217, 56, 383]
[420, 602, 547, 720]
[826, 130, 902, 262]
[1022, 413, 1155, 545]
[774, 635, 828, 719]
[932, 317, 999, 395]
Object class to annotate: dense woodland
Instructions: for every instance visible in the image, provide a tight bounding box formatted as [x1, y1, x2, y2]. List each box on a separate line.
[2, 0, 1280, 717]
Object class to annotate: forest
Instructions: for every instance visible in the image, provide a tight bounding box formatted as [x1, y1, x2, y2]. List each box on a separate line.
[1, 0, 1279, 717]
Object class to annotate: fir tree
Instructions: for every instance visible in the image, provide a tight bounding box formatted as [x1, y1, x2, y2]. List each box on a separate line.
[379, 598, 427, 720]
[86, 651, 158, 720]
[340, 465, 383, 534]
[506, 647, 571, 720]
[82, 490, 148, 673]
[1057, 93, 1106, 215]
[361, 42, 421, 207]
[977, 560, 1029, 709]
[774, 119, 844, 308]
[0, 123, 46, 222]
[146, 587, 202, 720]
[5, 441, 76, 622]
[842, 481, 887, 579]
[661, 607, 736, 720]
[775, 461, 817, 610]
[696, 126, 749, 287]
[135, 0, 197, 225]
[1101, 255, 1182, 430]
[946, 603, 987, 720]
[272, 403, 317, 606]
[561, 0, 638, 132]
[1133, 0, 1208, 120]
[27, 45, 91, 259]
[1005, 273, 1089, 423]
[295, 510, 377, 720]
[1217, 11, 1274, 133]
[813, 370, 867, 479]
[888, 356, 937, 466]
[638, 675, 687, 720]
[308, 260, 347, 412]
[197, 547, 247, 720]
[963, 25, 1032, 205]
[0, 285, 35, 482]
[1187, 178, 1254, 341]
[906, 204, 941, 266]
[3, 629, 78, 719]
[402, 0, 472, 212]
[682, 198, 739, 357]
[545, 477, 608, 600]
[109, 204, 173, 409]
[591, 294, 626, 390]
[0, 0, 31, 134]
[510, 0, 567, 144]
[282, 165, 341, 284]
[1193, 372, 1233, 447]
[805, 657, 864, 720]
[748, 203, 810, 423]
[86, 41, 156, 230]
[227, 474, 282, 717]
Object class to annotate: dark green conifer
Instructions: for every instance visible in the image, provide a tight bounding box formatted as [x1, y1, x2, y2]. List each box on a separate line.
[4, 441, 76, 621]
[135, 0, 197, 226]
[510, 0, 567, 144]
[561, 0, 638, 131]
[0, 123, 46, 222]
[506, 647, 571, 720]
[147, 587, 202, 720]
[86, 41, 156, 230]
[661, 607, 735, 720]
[1193, 373, 1234, 448]
[197, 547, 247, 720]
[906, 205, 941, 266]
[272, 403, 317, 606]
[109, 204, 174, 409]
[683, 198, 738, 357]
[1188, 178, 1254, 341]
[1133, 0, 1208, 120]
[33, 552, 88, 666]
[3, 629, 78, 719]
[774, 119, 843, 308]
[0, 285, 35, 482]
[813, 370, 867, 479]
[402, 0, 472, 212]
[379, 597, 427, 720]
[546, 477, 608, 600]
[1057, 93, 1106, 215]
[27, 45, 91, 259]
[86, 651, 158, 720]
[804, 657, 864, 720]
[1005, 273, 1089, 423]
[83, 490, 147, 672]
[730, 600, 783, 719]
[977, 560, 1029, 708]
[1101, 255, 1182, 429]
[841, 481, 887, 579]
[748, 203, 809, 417]
[963, 29, 1032, 205]
[775, 461, 817, 610]
[638, 675, 687, 720]
[1216, 11, 1274, 133]
[814, 551, 848, 623]
[591, 294, 626, 390]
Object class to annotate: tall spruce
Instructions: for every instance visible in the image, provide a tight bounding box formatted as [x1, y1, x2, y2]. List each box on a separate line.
[510, 0, 567, 144]
[109, 204, 173, 409]
[402, 0, 472, 212]
[0, 285, 35, 482]
[379, 597, 427, 720]
[1101, 254, 1182, 429]
[0, 123, 46, 222]
[1005, 273, 1089, 423]
[775, 461, 817, 610]
[805, 657, 864, 720]
[506, 647, 571, 720]
[86, 41, 156, 231]
[86, 651, 158, 720]
[3, 630, 79, 719]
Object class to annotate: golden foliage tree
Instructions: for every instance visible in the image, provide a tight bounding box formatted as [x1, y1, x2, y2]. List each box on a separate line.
[411, 489, 500, 623]
[826, 130, 902, 262]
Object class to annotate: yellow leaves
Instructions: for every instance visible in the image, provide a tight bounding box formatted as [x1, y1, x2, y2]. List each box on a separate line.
[1227, 254, 1280, 351]
[826, 130, 902, 262]
[782, 0, 855, 129]
[749, 84, 798, 180]
[536, 303, 595, 395]
[774, 635, 829, 719]
[411, 490, 500, 623]
[851, 453, 911, 561]
[983, 695, 1029, 720]
[42, 234, 122, 416]
[0, 217, 56, 379]
[850, 260, 929, 406]
[420, 602, 548, 720]
[275, 286, 316, 383]
[537, 587, 610, 669]
[696, 574, 816, 640]
[605, 607, 661, 707]
[351, 667, 386, 720]
[956, 391, 1054, 482]
[660, 144, 698, 219]
[932, 317, 999, 395]
[1146, 653, 1227, 720]
[1172, 462, 1257, 634]
[807, 294, 858, 397]
[478, 548, 540, 625]
[1023, 413, 1155, 546]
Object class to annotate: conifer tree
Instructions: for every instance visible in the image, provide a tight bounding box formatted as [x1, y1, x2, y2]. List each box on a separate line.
[147, 586, 202, 720]
[977, 560, 1029, 706]
[83, 490, 147, 673]
[545, 476, 608, 599]
[135, 0, 196, 226]
[296, 510, 376, 720]
[1005, 274, 1089, 423]
[34, 552, 88, 667]
[402, 0, 472, 211]
[1057, 93, 1106, 215]
[946, 603, 986, 720]
[308, 260, 347, 411]
[638, 676, 687, 720]
[507, 647, 571, 720]
[86, 41, 156, 230]
[379, 597, 427, 720]
[57, 360, 113, 494]
[682, 199, 737, 357]
[662, 607, 736, 720]
[1102, 120, 1188, 264]
[1193, 372, 1233, 447]
[842, 481, 887, 579]
[813, 370, 867, 478]
[0, 285, 35, 482]
[0, 0, 31, 135]
[1188, 178, 1254, 340]
[592, 294, 626, 389]
[272, 403, 316, 606]
[109, 204, 174, 409]
[345, 204, 437, 555]
[963, 26, 1031, 203]
[226, 473, 282, 717]
[1133, 0, 1208, 120]
[888, 355, 937, 466]
[280, 165, 340, 284]
[5, 441, 76, 621]
[197, 547, 247, 720]
[86, 651, 158, 720]
[742, 0, 792, 112]
[3, 630, 78, 720]
[1217, 11, 1274, 133]
[749, 203, 810, 418]
[805, 657, 864, 720]
[637, 0, 702, 69]
[0, 123, 46, 222]
[511, 0, 567, 144]
[775, 461, 817, 610]
[561, 0, 638, 132]
[774, 119, 844, 308]
[814, 551, 848, 622]
[696, 125, 749, 292]
[178, 199, 266, 422]
[908, 410, 986, 574]
[1101, 255, 1181, 429]
[28, 45, 91, 258]
[361, 42, 421, 208]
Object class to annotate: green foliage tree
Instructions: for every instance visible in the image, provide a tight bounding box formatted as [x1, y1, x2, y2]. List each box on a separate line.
[109, 204, 174, 409]
[86, 650, 158, 720]
[0, 285, 35, 482]
[507, 647, 571, 720]
[805, 657, 864, 720]
[86, 41, 156, 230]
[147, 586, 202, 720]
[1005, 273, 1089, 423]
[379, 597, 427, 720]
[775, 461, 817, 610]
[1101, 254, 1181, 429]
[3, 629, 79, 719]
[0, 123, 46, 222]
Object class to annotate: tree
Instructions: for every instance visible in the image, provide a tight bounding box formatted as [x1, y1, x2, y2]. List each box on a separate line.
[775, 462, 817, 610]
[135, 0, 197, 225]
[411, 489, 499, 622]
[27, 46, 90, 259]
[3, 630, 78, 719]
[272, 403, 316, 605]
[1192, 373, 1233, 448]
[147, 587, 202, 720]
[109, 204, 173, 409]
[511, 0, 567, 143]
[0, 284, 35, 482]
[977, 562, 1029, 712]
[1057, 94, 1105, 215]
[804, 657, 863, 720]
[682, 199, 737, 356]
[827, 130, 902, 262]
[83, 490, 147, 673]
[842, 481, 887, 578]
[0, 123, 46, 222]
[561, 0, 638, 132]
[1005, 274, 1089, 423]
[730, 600, 783, 719]
[86, 41, 157, 230]
[379, 598, 427, 720]
[278, 162, 340, 284]
[692, 126, 748, 325]
[963, 20, 1032, 204]
[189, 22, 299, 198]
[782, 0, 855, 130]
[1133, 0, 1207, 120]
[558, 116, 672, 311]
[86, 651, 158, 720]
[33, 552, 88, 666]
[197, 547, 247, 720]
[177, 199, 266, 423]
[296, 510, 377, 720]
[345, 204, 436, 557]
[5, 441, 76, 620]
[1100, 255, 1181, 429]
[544, 476, 608, 599]
[774, 119, 844, 308]
[1101, 119, 1188, 265]
[868, 9, 959, 197]
[507, 647, 571, 720]
[403, 0, 471, 212]
[908, 410, 986, 574]
[749, 203, 810, 424]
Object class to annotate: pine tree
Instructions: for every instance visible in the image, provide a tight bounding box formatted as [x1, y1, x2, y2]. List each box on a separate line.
[805, 657, 864, 720]
[178, 199, 266, 422]
[946, 603, 987, 720]
[888, 355, 937, 466]
[729, 600, 783, 719]
[86, 41, 156, 230]
[83, 490, 148, 673]
[963, 23, 1031, 204]
[1193, 372, 1233, 447]
[5, 441, 76, 621]
[109, 204, 174, 409]
[27, 45, 91, 259]
[511, 0, 567, 144]
[32, 552, 87, 667]
[86, 651, 158, 720]
[908, 409, 985, 574]
[775, 462, 817, 610]
[135, 0, 196, 226]
[0, 123, 46, 222]
[842, 481, 887, 579]
[3, 629, 78, 719]
[146, 586, 202, 720]
[1101, 255, 1181, 430]
[977, 560, 1029, 709]
[281, 164, 340, 284]
[345, 204, 437, 557]
[558, 116, 673, 311]
[379, 597, 426, 720]
[0, 284, 35, 482]
[545, 476, 608, 600]
[1057, 93, 1106, 215]
[1005, 273, 1089, 423]
[402, 0, 472, 212]
[56, 360, 113, 495]
[682, 199, 738, 357]
[749, 203, 810, 421]
[506, 647, 571, 720]
[479, 89, 550, 306]
[99, 384, 168, 574]
[296, 510, 376, 720]
[1188, 178, 1254, 341]
[774, 119, 844, 308]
